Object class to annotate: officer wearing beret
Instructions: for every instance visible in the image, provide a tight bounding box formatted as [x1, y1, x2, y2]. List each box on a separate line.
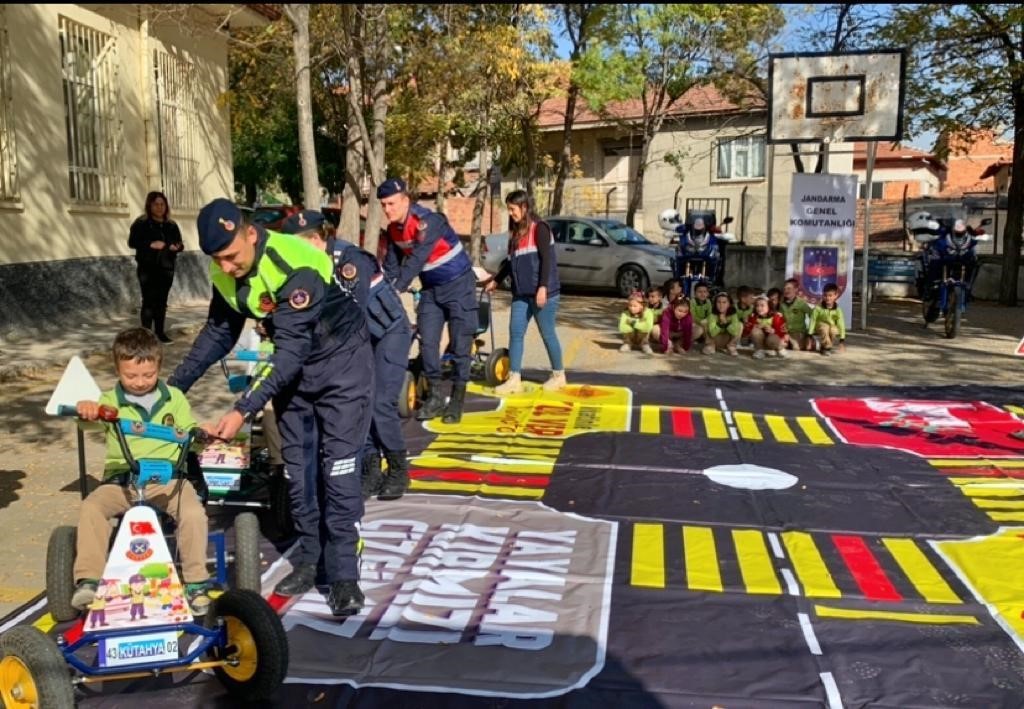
[168, 198, 372, 616]
[377, 178, 476, 424]
[282, 210, 413, 500]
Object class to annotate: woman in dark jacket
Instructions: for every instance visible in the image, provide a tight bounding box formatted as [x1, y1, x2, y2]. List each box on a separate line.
[484, 190, 565, 394]
[128, 191, 183, 342]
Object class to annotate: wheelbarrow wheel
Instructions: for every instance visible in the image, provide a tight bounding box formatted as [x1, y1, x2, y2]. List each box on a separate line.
[484, 348, 511, 387]
[205, 589, 288, 703]
[232, 513, 262, 593]
[0, 625, 75, 709]
[45, 526, 78, 623]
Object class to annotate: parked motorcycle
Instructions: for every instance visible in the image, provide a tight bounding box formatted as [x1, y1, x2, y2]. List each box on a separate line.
[659, 209, 736, 295]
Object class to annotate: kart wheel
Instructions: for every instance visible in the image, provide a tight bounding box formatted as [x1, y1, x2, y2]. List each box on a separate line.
[0, 626, 75, 709]
[944, 288, 960, 339]
[398, 370, 417, 419]
[45, 527, 78, 623]
[232, 513, 262, 593]
[206, 589, 288, 703]
[485, 348, 511, 387]
[616, 265, 648, 298]
[267, 473, 294, 542]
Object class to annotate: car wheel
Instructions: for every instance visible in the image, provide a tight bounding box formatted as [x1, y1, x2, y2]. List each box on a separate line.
[616, 265, 649, 298]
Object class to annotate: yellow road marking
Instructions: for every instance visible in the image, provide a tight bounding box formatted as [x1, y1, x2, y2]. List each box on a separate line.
[986, 512, 1024, 522]
[734, 412, 763, 441]
[956, 485, 1024, 498]
[971, 499, 1024, 510]
[413, 455, 556, 474]
[32, 613, 56, 633]
[1005, 405, 1024, 416]
[765, 415, 798, 444]
[732, 529, 781, 595]
[407, 480, 544, 498]
[881, 538, 960, 604]
[702, 410, 729, 440]
[683, 526, 723, 592]
[929, 459, 1024, 468]
[640, 405, 661, 434]
[782, 531, 841, 598]
[796, 417, 833, 445]
[632, 523, 666, 588]
[813, 604, 978, 625]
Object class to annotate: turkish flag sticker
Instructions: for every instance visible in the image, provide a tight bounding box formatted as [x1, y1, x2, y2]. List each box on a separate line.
[130, 521, 157, 536]
[1015, 335, 1024, 357]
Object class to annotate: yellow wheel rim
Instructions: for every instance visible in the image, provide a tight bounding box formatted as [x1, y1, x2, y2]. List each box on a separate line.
[221, 616, 258, 682]
[407, 379, 417, 411]
[495, 356, 510, 383]
[0, 656, 39, 707]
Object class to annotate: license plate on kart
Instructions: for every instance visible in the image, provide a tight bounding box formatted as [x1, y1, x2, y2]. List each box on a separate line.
[203, 471, 243, 492]
[98, 630, 180, 668]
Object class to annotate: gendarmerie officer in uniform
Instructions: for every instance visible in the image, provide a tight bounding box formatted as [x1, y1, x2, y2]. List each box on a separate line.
[282, 210, 413, 501]
[168, 198, 372, 616]
[377, 178, 476, 424]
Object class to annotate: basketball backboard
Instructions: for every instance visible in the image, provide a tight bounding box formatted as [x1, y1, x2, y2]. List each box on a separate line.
[767, 50, 906, 144]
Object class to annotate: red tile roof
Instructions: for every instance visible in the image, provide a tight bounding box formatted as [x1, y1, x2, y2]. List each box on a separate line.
[852, 141, 946, 170]
[537, 84, 762, 129]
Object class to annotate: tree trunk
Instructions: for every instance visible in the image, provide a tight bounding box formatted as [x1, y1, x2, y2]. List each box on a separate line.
[626, 131, 652, 228]
[362, 71, 389, 257]
[286, 4, 319, 207]
[470, 141, 490, 266]
[521, 115, 537, 201]
[435, 135, 449, 216]
[244, 182, 257, 207]
[340, 115, 363, 246]
[999, 79, 1024, 306]
[551, 81, 580, 216]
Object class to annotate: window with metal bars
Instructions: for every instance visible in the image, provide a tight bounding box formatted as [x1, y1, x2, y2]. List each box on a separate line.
[154, 49, 200, 209]
[0, 6, 19, 201]
[59, 16, 126, 206]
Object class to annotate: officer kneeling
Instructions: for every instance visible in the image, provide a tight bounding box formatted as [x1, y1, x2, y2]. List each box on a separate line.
[281, 210, 413, 501]
[168, 199, 373, 616]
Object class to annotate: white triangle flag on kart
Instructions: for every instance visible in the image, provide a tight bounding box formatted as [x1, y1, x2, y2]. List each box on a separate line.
[45, 356, 102, 416]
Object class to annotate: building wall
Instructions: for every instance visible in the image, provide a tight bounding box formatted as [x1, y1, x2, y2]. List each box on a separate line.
[0, 4, 235, 333]
[941, 131, 1013, 196]
[853, 164, 941, 200]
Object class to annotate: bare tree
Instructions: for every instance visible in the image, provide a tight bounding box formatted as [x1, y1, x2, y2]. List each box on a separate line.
[282, 4, 320, 206]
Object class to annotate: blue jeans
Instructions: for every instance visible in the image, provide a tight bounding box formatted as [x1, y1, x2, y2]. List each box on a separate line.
[508, 294, 563, 373]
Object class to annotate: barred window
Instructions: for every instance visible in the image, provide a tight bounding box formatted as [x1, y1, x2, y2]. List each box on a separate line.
[716, 135, 765, 180]
[154, 50, 200, 209]
[0, 6, 19, 201]
[59, 16, 126, 205]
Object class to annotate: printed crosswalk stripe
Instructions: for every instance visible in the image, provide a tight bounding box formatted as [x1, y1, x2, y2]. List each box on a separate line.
[956, 485, 1024, 498]
[413, 455, 556, 474]
[929, 458, 1024, 468]
[732, 529, 782, 595]
[832, 534, 902, 602]
[632, 523, 666, 588]
[407, 480, 544, 498]
[797, 417, 833, 445]
[881, 538, 960, 604]
[683, 526, 723, 592]
[782, 531, 842, 598]
[1005, 405, 1024, 416]
[813, 604, 978, 625]
[765, 415, 799, 444]
[985, 511, 1024, 522]
[640, 405, 661, 434]
[970, 498, 1024, 510]
[701, 410, 729, 440]
[671, 408, 695, 437]
[733, 412, 763, 441]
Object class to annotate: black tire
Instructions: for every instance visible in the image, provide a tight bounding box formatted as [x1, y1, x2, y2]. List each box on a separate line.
[45, 526, 78, 623]
[267, 472, 294, 542]
[0, 626, 75, 708]
[484, 348, 511, 387]
[944, 287, 960, 339]
[232, 513, 262, 593]
[616, 265, 649, 298]
[397, 370, 417, 419]
[205, 589, 288, 703]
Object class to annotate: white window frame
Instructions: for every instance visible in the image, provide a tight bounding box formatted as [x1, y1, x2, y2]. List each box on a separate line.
[154, 49, 201, 210]
[715, 134, 766, 181]
[59, 15, 126, 206]
[858, 181, 884, 199]
[0, 6, 19, 201]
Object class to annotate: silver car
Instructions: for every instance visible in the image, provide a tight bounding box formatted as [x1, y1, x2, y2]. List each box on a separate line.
[481, 216, 675, 297]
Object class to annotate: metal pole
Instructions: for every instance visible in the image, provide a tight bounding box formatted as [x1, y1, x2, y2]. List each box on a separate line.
[764, 143, 775, 290]
[77, 426, 88, 499]
[860, 141, 877, 331]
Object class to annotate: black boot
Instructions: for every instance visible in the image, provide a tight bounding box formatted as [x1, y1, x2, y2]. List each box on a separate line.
[442, 383, 467, 424]
[378, 449, 409, 501]
[361, 451, 383, 500]
[154, 314, 172, 343]
[417, 380, 447, 420]
[327, 580, 365, 617]
[274, 562, 317, 597]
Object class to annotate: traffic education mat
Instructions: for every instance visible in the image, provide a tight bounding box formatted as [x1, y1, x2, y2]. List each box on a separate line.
[5, 373, 1024, 707]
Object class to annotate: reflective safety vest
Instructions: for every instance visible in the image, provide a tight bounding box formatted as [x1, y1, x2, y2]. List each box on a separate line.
[508, 221, 559, 297]
[386, 204, 471, 288]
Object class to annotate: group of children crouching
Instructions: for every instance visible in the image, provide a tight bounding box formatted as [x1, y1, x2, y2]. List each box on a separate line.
[619, 277, 847, 359]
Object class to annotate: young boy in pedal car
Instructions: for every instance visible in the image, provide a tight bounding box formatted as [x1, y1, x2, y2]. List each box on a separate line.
[71, 328, 214, 616]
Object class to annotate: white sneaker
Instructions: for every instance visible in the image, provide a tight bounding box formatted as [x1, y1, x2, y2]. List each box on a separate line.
[752, 350, 766, 360]
[641, 343, 653, 355]
[542, 371, 567, 391]
[619, 343, 631, 353]
[702, 344, 715, 355]
[494, 372, 523, 395]
[765, 349, 777, 358]
[777, 348, 789, 359]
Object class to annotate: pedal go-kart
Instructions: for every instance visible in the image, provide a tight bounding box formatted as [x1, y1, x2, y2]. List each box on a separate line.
[399, 286, 510, 418]
[0, 406, 289, 707]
